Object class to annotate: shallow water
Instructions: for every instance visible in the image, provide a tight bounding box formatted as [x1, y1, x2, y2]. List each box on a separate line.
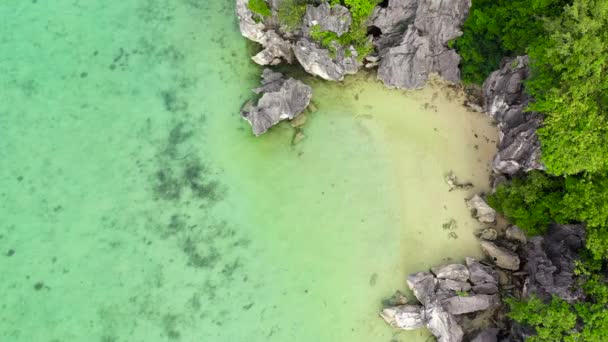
[0, 1, 497, 341]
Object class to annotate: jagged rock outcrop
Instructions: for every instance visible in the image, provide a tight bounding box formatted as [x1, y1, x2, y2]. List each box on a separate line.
[241, 69, 312, 135]
[466, 195, 496, 223]
[483, 56, 544, 174]
[302, 2, 352, 37]
[370, 0, 418, 34]
[293, 39, 359, 81]
[523, 224, 585, 302]
[236, 0, 293, 65]
[236, 0, 360, 81]
[480, 240, 520, 271]
[376, 0, 470, 89]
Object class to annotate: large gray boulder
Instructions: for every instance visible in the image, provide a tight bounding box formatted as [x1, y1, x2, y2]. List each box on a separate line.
[438, 279, 472, 292]
[480, 241, 520, 271]
[293, 39, 359, 81]
[441, 294, 499, 315]
[380, 305, 425, 330]
[466, 195, 496, 223]
[466, 257, 498, 285]
[483, 56, 544, 174]
[302, 2, 352, 37]
[407, 272, 437, 306]
[370, 0, 418, 34]
[377, 0, 470, 89]
[432, 264, 470, 282]
[241, 69, 312, 135]
[426, 305, 464, 342]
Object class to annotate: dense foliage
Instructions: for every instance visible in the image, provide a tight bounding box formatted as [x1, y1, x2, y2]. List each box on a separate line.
[507, 273, 608, 341]
[248, 0, 272, 17]
[456, 0, 608, 174]
[489, 171, 608, 259]
[527, 0, 608, 175]
[453, 0, 569, 84]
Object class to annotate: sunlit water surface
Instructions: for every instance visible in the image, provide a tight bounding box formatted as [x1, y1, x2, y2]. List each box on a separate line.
[0, 1, 497, 341]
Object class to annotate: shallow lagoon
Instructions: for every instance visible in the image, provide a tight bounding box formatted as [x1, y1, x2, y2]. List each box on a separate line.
[0, 1, 497, 341]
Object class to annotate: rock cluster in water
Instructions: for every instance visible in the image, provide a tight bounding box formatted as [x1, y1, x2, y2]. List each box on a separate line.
[241, 69, 312, 136]
[381, 260, 500, 342]
[236, 0, 471, 135]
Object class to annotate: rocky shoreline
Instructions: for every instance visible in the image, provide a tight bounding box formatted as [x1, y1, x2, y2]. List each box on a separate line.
[235, 1, 562, 341]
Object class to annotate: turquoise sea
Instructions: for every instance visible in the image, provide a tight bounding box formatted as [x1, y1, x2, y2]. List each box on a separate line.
[1, 1, 497, 341]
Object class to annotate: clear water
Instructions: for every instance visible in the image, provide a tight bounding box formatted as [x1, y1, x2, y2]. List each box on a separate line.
[0, 1, 497, 341]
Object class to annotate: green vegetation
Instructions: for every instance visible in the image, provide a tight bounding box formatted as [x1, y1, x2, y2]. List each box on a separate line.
[453, 0, 569, 84]
[309, 0, 380, 60]
[456, 0, 608, 174]
[248, 0, 272, 17]
[278, 0, 309, 30]
[507, 273, 608, 341]
[489, 171, 608, 259]
[527, 0, 608, 175]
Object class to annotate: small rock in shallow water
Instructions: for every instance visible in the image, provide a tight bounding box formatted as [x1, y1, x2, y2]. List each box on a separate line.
[466, 195, 496, 223]
[241, 69, 312, 136]
[380, 305, 425, 330]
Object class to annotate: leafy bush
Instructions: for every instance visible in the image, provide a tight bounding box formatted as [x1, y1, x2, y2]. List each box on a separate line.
[248, 0, 272, 17]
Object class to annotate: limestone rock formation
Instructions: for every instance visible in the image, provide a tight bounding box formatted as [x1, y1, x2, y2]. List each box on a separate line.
[431, 264, 470, 282]
[380, 305, 425, 329]
[480, 241, 520, 271]
[407, 272, 437, 306]
[466, 195, 496, 223]
[376, 0, 470, 89]
[466, 257, 498, 285]
[241, 69, 312, 136]
[442, 294, 499, 315]
[302, 2, 352, 37]
[523, 224, 585, 302]
[370, 0, 418, 34]
[483, 56, 544, 174]
[384, 260, 501, 342]
[426, 305, 464, 342]
[293, 39, 359, 81]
